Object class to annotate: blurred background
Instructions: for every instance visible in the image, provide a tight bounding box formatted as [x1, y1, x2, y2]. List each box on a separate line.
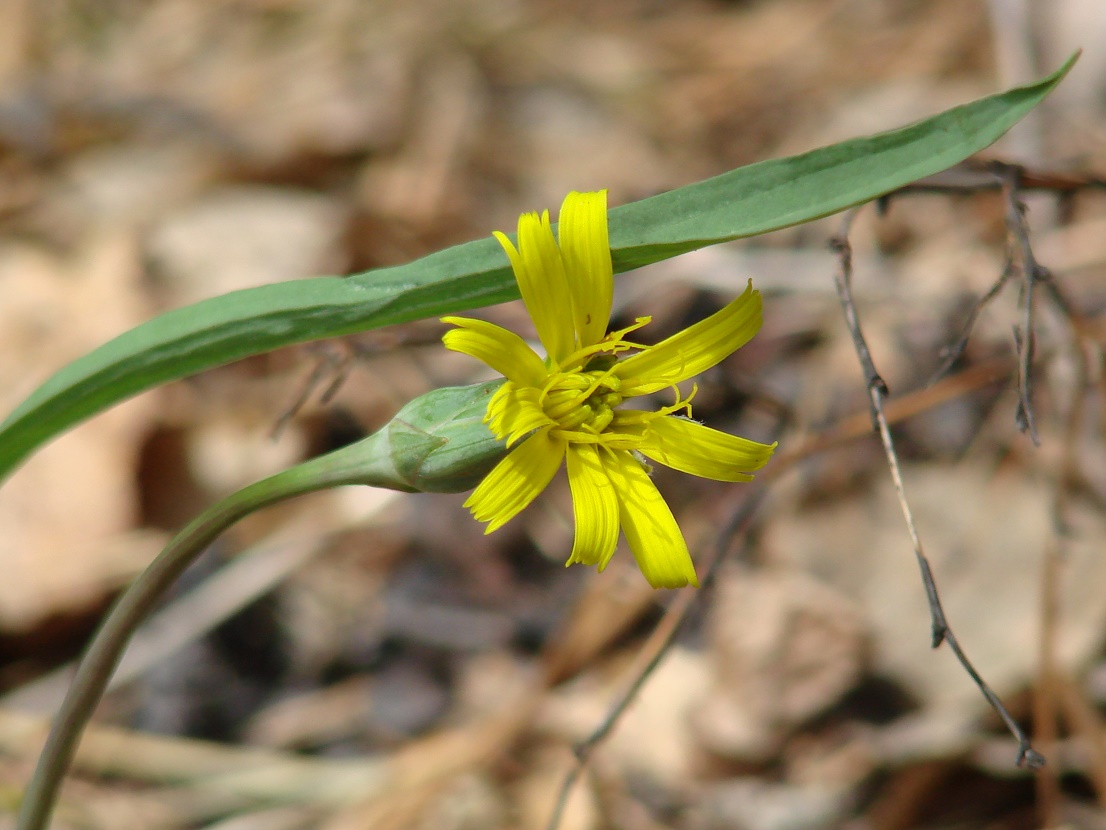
[2, 1, 1106, 828]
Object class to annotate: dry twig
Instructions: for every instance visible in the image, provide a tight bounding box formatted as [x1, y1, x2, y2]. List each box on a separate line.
[927, 251, 1016, 384]
[829, 205, 1044, 769]
[995, 162, 1046, 444]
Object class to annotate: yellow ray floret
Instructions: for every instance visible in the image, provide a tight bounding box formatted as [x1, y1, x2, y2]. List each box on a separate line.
[443, 190, 776, 588]
[565, 443, 619, 569]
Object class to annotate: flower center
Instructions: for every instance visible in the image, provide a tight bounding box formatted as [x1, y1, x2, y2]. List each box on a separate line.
[480, 316, 697, 450]
[542, 367, 624, 437]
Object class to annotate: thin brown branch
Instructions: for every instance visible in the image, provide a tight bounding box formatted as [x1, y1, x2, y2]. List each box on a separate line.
[994, 161, 1046, 443]
[829, 207, 1045, 769]
[920, 162, 1056, 438]
[928, 252, 1016, 385]
[885, 159, 1106, 198]
[772, 357, 1013, 474]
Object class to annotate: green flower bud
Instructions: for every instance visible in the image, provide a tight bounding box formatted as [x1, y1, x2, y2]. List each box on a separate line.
[294, 380, 507, 495]
[386, 380, 507, 492]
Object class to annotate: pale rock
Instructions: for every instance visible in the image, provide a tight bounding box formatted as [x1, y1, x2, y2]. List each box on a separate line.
[146, 185, 348, 306]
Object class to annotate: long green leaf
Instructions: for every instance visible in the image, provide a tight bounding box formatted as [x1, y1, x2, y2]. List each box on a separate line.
[0, 55, 1076, 483]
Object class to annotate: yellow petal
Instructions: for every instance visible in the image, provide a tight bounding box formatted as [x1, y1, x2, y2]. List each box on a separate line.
[601, 448, 699, 589]
[615, 282, 762, 395]
[565, 443, 619, 570]
[486, 383, 554, 446]
[638, 416, 776, 482]
[558, 190, 612, 349]
[494, 210, 575, 363]
[465, 426, 565, 533]
[442, 316, 548, 386]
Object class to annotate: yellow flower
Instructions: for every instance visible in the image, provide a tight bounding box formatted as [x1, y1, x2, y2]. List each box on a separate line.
[442, 190, 775, 588]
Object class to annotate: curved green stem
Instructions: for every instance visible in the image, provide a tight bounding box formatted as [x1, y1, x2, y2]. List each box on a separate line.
[17, 435, 396, 830]
[17, 379, 505, 828]
[17, 380, 504, 829]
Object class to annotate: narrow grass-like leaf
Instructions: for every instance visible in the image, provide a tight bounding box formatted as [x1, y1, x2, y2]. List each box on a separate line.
[0, 54, 1076, 483]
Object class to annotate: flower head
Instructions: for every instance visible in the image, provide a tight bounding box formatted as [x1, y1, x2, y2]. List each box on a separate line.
[442, 191, 775, 588]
